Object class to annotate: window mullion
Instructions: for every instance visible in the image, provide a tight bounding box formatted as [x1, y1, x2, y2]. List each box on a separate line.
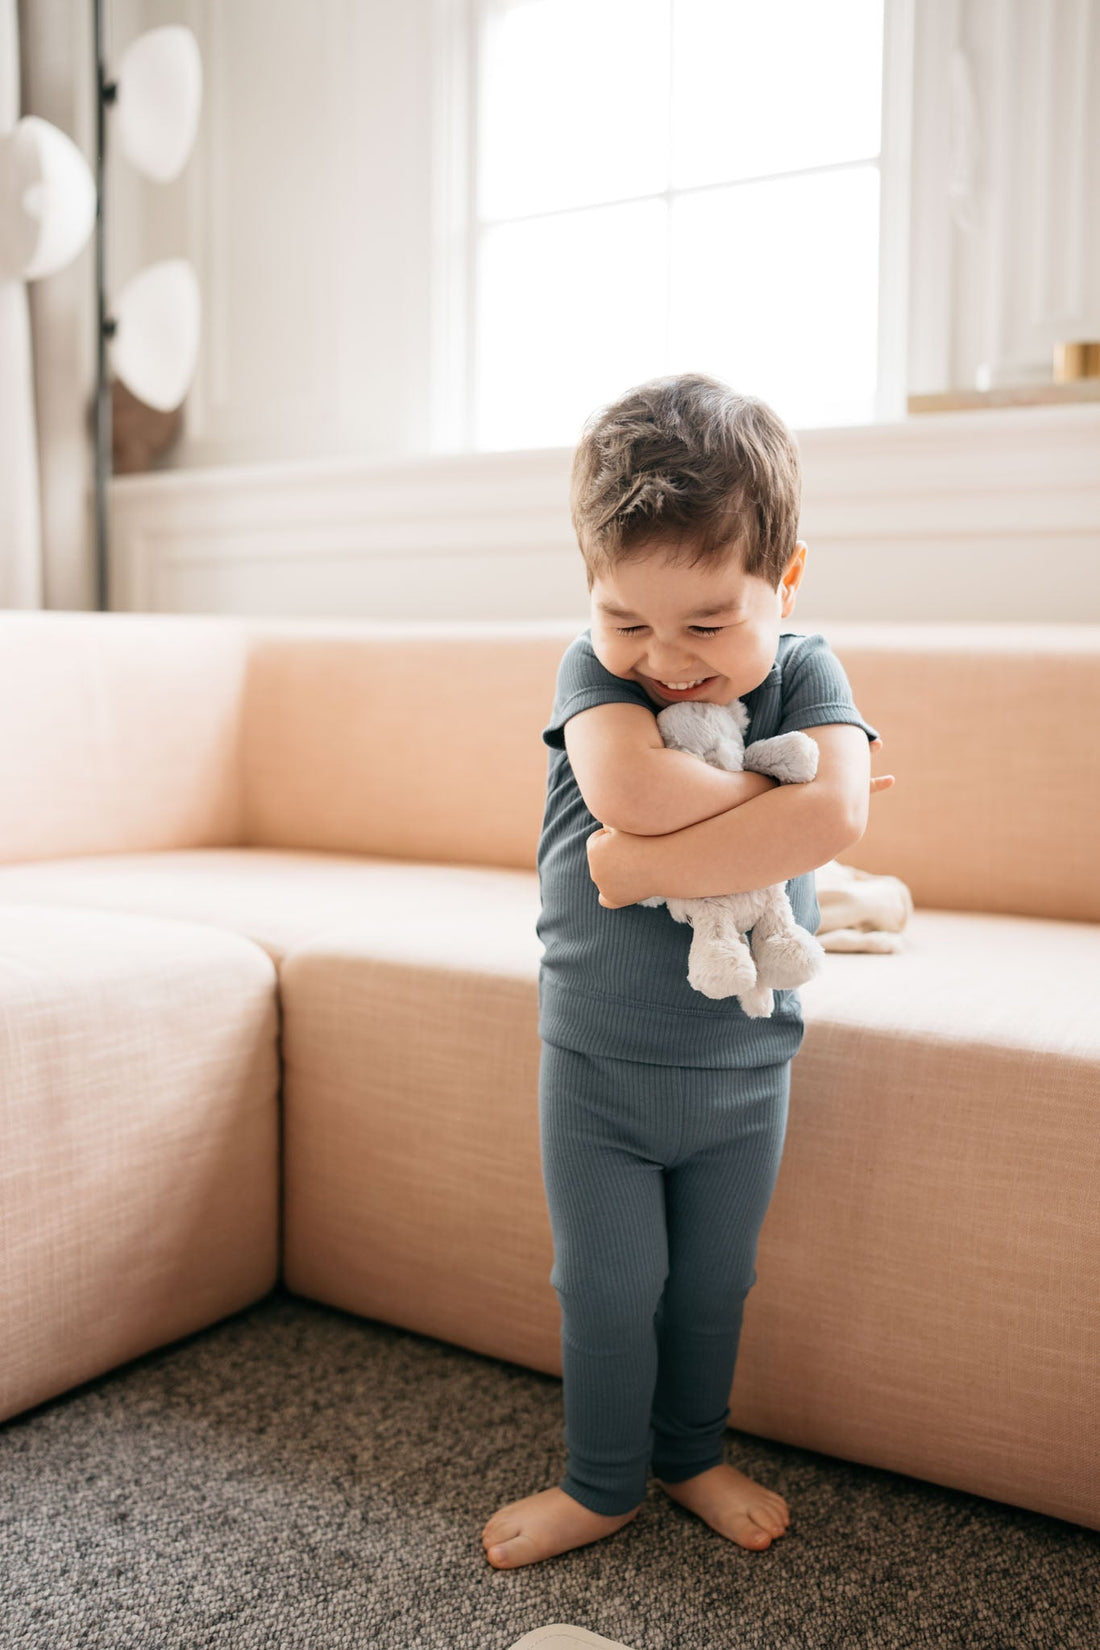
[665, 0, 674, 373]
[457, 0, 909, 450]
[429, 0, 477, 454]
[464, 0, 480, 451]
[876, 0, 916, 420]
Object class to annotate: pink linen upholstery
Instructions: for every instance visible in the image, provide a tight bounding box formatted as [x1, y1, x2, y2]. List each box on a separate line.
[817, 621, 1100, 922]
[0, 904, 279, 1422]
[4, 611, 1097, 916]
[0, 613, 248, 863]
[279, 934, 553, 1374]
[751, 910, 1100, 1528]
[0, 847, 541, 970]
[237, 619, 557, 869]
[0, 610, 1097, 1532]
[273, 909, 1099, 1532]
[237, 618, 1100, 921]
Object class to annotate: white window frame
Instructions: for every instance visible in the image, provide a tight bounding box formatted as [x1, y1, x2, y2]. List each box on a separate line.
[430, 0, 916, 451]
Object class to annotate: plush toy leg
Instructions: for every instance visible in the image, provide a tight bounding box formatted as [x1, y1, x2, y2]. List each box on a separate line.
[685, 901, 758, 1001]
[750, 888, 827, 988]
[737, 980, 776, 1018]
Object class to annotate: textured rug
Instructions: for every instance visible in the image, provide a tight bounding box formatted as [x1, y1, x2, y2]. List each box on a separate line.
[1, 1286, 1096, 1650]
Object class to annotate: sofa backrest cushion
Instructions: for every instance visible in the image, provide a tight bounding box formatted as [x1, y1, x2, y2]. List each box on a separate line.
[4, 612, 1098, 923]
[818, 621, 1100, 922]
[240, 617, 1100, 923]
[0, 612, 247, 863]
[238, 618, 564, 871]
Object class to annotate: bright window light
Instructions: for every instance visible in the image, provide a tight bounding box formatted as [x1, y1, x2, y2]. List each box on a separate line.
[670, 167, 881, 429]
[476, 199, 668, 452]
[471, 0, 886, 449]
[478, 0, 668, 220]
[671, 0, 884, 188]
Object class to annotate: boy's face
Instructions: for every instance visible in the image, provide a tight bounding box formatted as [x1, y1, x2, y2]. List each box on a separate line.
[589, 537, 807, 709]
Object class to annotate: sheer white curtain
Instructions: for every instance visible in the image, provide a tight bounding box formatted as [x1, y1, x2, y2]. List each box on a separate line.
[0, 0, 44, 607]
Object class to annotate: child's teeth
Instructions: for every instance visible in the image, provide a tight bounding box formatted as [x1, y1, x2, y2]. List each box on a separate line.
[662, 678, 706, 689]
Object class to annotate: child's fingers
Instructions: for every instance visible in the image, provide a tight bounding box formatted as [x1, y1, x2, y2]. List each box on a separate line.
[870, 774, 896, 793]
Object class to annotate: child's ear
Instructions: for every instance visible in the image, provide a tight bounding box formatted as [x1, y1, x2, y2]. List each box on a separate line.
[779, 541, 807, 614]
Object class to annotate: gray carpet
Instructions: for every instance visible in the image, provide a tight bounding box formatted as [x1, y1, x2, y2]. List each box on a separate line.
[1, 1286, 1096, 1650]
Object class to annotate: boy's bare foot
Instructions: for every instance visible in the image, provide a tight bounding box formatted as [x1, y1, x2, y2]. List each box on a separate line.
[654, 1463, 790, 1550]
[481, 1486, 640, 1569]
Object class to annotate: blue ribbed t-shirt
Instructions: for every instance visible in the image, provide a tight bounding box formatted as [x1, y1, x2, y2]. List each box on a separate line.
[536, 627, 880, 1068]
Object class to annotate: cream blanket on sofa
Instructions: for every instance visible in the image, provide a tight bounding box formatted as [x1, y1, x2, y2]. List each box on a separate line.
[815, 860, 914, 952]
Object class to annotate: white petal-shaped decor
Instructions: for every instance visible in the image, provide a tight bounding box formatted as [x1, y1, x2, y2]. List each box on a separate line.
[114, 25, 203, 183]
[110, 258, 200, 411]
[0, 116, 96, 281]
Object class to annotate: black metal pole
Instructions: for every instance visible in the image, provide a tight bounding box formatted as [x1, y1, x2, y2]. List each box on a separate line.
[94, 0, 112, 612]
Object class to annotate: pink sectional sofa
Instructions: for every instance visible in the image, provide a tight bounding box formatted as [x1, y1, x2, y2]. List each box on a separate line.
[1, 610, 1097, 1533]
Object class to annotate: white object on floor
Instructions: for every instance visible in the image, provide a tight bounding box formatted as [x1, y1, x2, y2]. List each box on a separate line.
[506, 1628, 638, 1650]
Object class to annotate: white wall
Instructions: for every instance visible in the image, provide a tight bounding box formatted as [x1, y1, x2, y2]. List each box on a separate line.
[109, 402, 1100, 622]
[23, 0, 1100, 619]
[108, 0, 435, 468]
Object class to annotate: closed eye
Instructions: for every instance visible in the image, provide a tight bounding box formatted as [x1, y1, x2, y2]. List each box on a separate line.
[614, 625, 724, 636]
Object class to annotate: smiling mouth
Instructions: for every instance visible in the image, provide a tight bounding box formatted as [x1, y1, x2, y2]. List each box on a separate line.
[650, 675, 717, 697]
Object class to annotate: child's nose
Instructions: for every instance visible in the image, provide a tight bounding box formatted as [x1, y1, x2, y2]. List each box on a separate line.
[649, 657, 704, 676]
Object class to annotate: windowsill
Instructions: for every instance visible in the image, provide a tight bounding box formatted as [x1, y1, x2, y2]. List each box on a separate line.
[108, 397, 1100, 497]
[908, 381, 1100, 414]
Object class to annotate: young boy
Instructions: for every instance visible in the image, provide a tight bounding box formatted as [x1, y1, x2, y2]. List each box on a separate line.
[481, 373, 893, 1570]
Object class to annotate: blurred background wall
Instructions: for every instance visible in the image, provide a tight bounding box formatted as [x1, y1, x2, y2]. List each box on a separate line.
[13, 0, 1100, 621]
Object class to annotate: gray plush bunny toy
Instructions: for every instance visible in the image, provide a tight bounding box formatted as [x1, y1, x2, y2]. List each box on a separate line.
[638, 699, 826, 1017]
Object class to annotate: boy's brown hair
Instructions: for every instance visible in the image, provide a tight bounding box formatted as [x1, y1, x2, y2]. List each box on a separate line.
[570, 372, 802, 592]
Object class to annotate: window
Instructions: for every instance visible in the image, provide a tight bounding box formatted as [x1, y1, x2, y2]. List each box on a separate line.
[437, 0, 910, 453]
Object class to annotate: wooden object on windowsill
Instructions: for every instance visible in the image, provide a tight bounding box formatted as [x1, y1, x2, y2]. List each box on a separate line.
[908, 380, 1100, 414]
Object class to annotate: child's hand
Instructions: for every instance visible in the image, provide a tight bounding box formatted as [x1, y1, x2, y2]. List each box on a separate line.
[585, 825, 648, 910]
[869, 736, 896, 795]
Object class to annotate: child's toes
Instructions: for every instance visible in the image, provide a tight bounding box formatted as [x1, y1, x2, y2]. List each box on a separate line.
[487, 1532, 533, 1568]
[481, 1513, 520, 1563]
[738, 1517, 773, 1548]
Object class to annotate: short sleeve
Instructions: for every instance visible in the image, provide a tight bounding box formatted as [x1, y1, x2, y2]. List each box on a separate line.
[776, 633, 880, 743]
[541, 630, 657, 750]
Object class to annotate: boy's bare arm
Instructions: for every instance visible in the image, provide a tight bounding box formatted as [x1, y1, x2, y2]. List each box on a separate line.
[616, 776, 854, 898]
[609, 721, 888, 837]
[621, 748, 779, 834]
[587, 726, 892, 903]
[563, 701, 777, 835]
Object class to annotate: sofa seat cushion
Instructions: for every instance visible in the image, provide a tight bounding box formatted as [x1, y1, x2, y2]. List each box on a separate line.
[799, 905, 1100, 1051]
[0, 903, 280, 1425]
[0, 854, 1095, 1051]
[744, 907, 1100, 1530]
[274, 903, 1099, 1530]
[0, 848, 543, 972]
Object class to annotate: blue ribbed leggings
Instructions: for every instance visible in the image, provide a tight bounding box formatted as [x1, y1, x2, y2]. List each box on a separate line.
[538, 1040, 791, 1516]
